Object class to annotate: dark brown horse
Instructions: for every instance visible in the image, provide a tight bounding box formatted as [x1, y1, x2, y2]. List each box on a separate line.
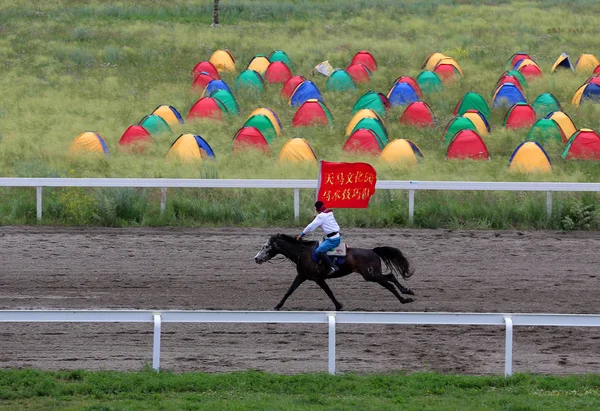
[254, 234, 415, 310]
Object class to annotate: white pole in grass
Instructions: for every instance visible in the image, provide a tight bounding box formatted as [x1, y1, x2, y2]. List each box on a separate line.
[504, 316, 513, 377]
[328, 313, 336, 375]
[408, 189, 415, 224]
[36, 186, 42, 221]
[294, 188, 300, 221]
[153, 314, 162, 371]
[546, 191, 552, 218]
[160, 188, 167, 216]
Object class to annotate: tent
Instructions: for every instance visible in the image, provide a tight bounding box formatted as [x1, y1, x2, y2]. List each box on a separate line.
[326, 69, 356, 91]
[545, 111, 577, 140]
[516, 59, 543, 79]
[531, 93, 561, 118]
[562, 129, 600, 160]
[503, 103, 536, 129]
[247, 108, 282, 136]
[575, 54, 600, 73]
[119, 125, 152, 152]
[513, 57, 538, 70]
[264, 61, 293, 84]
[492, 83, 526, 108]
[235, 70, 264, 93]
[441, 117, 478, 145]
[351, 91, 391, 117]
[209, 49, 235, 72]
[350, 50, 377, 72]
[525, 118, 565, 144]
[416, 71, 443, 93]
[399, 101, 435, 127]
[508, 142, 552, 173]
[454, 92, 491, 120]
[187, 97, 228, 121]
[433, 58, 462, 82]
[278, 138, 317, 164]
[461, 110, 491, 136]
[202, 79, 232, 96]
[209, 89, 239, 115]
[346, 63, 372, 83]
[246, 54, 270, 75]
[498, 70, 528, 88]
[232, 126, 270, 152]
[586, 76, 600, 86]
[392, 76, 423, 97]
[506, 52, 532, 68]
[268, 50, 292, 67]
[595, 65, 600, 74]
[244, 114, 278, 143]
[69, 131, 109, 156]
[292, 99, 334, 127]
[379, 139, 424, 165]
[139, 114, 171, 135]
[387, 81, 420, 106]
[348, 117, 388, 146]
[192, 72, 216, 90]
[152, 105, 184, 128]
[551, 53, 574, 73]
[166, 133, 215, 162]
[571, 82, 600, 106]
[343, 128, 384, 155]
[191, 61, 220, 80]
[496, 75, 525, 92]
[346, 109, 384, 136]
[281, 75, 306, 99]
[446, 130, 489, 160]
[421, 52, 446, 70]
[289, 80, 323, 107]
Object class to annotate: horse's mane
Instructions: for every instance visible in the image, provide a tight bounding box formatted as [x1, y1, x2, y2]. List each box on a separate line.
[275, 234, 318, 247]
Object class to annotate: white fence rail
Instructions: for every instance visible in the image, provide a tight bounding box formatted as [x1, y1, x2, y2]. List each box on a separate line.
[2, 178, 600, 222]
[1, 310, 599, 376]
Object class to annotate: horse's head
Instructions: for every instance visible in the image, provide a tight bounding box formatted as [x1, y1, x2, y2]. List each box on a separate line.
[254, 234, 296, 264]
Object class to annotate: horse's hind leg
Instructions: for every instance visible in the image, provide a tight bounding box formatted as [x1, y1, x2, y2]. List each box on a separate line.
[315, 279, 343, 311]
[384, 274, 415, 295]
[377, 279, 414, 304]
[274, 275, 306, 311]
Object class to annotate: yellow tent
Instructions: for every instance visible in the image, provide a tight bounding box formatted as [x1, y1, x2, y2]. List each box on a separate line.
[571, 83, 587, 107]
[422, 52, 446, 71]
[166, 134, 215, 162]
[509, 142, 551, 173]
[69, 131, 109, 156]
[551, 53, 574, 73]
[278, 138, 317, 164]
[575, 54, 600, 73]
[546, 111, 577, 140]
[516, 58, 540, 69]
[152, 105, 184, 128]
[345, 109, 384, 136]
[378, 139, 424, 165]
[461, 110, 489, 136]
[247, 55, 271, 75]
[209, 50, 236, 72]
[247, 108, 282, 136]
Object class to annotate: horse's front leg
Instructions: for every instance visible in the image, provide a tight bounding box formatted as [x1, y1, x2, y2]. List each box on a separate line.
[315, 279, 343, 311]
[274, 274, 306, 310]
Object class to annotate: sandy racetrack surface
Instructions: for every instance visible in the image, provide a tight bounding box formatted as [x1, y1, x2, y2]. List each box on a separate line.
[0, 226, 598, 375]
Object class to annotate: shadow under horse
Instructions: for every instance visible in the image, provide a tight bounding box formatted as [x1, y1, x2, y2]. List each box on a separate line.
[254, 234, 415, 310]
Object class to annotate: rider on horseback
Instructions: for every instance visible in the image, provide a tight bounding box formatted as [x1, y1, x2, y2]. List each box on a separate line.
[296, 200, 341, 275]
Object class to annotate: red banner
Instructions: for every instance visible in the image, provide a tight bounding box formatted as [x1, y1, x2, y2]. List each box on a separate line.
[316, 161, 377, 208]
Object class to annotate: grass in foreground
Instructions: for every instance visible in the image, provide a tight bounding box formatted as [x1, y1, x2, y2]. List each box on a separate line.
[0, 369, 599, 410]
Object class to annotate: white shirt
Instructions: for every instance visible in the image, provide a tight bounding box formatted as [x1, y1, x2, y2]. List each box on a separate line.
[302, 211, 340, 238]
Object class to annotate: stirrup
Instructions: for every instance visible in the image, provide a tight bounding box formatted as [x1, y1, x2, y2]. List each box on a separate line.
[327, 266, 339, 275]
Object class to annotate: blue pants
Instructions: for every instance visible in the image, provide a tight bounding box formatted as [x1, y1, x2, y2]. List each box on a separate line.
[316, 237, 341, 256]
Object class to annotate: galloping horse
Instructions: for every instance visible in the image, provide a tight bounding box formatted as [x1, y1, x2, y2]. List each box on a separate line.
[254, 234, 415, 310]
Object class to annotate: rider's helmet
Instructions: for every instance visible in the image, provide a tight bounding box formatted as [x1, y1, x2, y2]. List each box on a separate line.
[314, 200, 325, 212]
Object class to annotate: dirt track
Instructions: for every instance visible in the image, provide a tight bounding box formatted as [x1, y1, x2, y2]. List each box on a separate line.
[0, 226, 599, 375]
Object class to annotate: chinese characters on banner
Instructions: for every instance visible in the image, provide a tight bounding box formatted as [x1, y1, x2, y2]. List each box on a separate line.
[316, 161, 377, 208]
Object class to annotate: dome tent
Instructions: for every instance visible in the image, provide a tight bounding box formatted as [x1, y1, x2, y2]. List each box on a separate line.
[209, 49, 235, 72]
[139, 114, 171, 135]
[399, 102, 436, 127]
[264, 61, 293, 84]
[446, 130, 489, 160]
[441, 117, 478, 145]
[343, 128, 385, 155]
[531, 93, 561, 118]
[268, 50, 292, 67]
[247, 108, 282, 136]
[351, 91, 391, 117]
[152, 105, 184, 128]
[281, 75, 306, 99]
[69, 131, 109, 156]
[454, 92, 491, 120]
[346, 64, 371, 83]
[350, 50, 377, 72]
[525, 118, 565, 144]
[503, 103, 536, 129]
[191, 61, 220, 80]
[562, 129, 600, 160]
[326, 69, 356, 91]
[235, 70, 264, 93]
[187, 97, 228, 121]
[166, 134, 215, 162]
[279, 138, 317, 164]
[232, 126, 270, 152]
[461, 110, 491, 136]
[119, 125, 152, 152]
[508, 142, 551, 173]
[246, 54, 270, 75]
[379, 139, 424, 165]
[292, 99, 334, 127]
[546, 111, 577, 140]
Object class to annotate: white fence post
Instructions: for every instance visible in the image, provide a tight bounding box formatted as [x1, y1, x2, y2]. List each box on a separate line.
[294, 188, 300, 221]
[408, 189, 415, 224]
[160, 188, 167, 216]
[153, 314, 162, 371]
[504, 316, 513, 377]
[328, 314, 336, 375]
[546, 191, 552, 218]
[36, 187, 42, 221]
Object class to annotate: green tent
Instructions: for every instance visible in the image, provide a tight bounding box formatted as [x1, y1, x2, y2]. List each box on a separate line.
[268, 50, 292, 68]
[506, 69, 528, 88]
[209, 89, 239, 115]
[531, 93, 561, 118]
[525, 118, 564, 144]
[454, 92, 491, 120]
[139, 114, 171, 135]
[326, 69, 356, 91]
[416, 71, 443, 93]
[349, 117, 388, 146]
[244, 114, 277, 143]
[441, 117, 478, 145]
[351, 91, 389, 117]
[235, 70, 264, 93]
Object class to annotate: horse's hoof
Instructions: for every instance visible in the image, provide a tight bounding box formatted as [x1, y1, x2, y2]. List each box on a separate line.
[273, 305, 281, 311]
[335, 305, 343, 311]
[406, 289, 415, 296]
[402, 298, 414, 304]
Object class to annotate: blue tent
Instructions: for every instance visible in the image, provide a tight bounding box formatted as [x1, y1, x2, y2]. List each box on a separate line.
[205, 79, 232, 95]
[289, 81, 323, 107]
[387, 82, 420, 106]
[493, 83, 526, 108]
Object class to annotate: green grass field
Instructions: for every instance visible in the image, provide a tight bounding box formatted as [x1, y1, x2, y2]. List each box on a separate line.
[1, 0, 600, 229]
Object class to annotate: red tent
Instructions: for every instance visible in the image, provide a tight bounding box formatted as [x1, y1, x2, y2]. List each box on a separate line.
[350, 50, 377, 72]
[264, 61, 293, 84]
[504, 103, 536, 129]
[292, 100, 332, 127]
[496, 76, 524, 92]
[232, 126, 270, 152]
[192, 72, 216, 89]
[594, 65, 600, 74]
[281, 75, 306, 99]
[346, 63, 371, 83]
[446, 130, 489, 160]
[519, 64, 543, 79]
[391, 76, 423, 98]
[434, 64, 461, 82]
[509, 53, 532, 67]
[118, 125, 152, 153]
[342, 129, 382, 155]
[399, 102, 435, 127]
[563, 129, 600, 160]
[191, 61, 220, 80]
[187, 97, 225, 120]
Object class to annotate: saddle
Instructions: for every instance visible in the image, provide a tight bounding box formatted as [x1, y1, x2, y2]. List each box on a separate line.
[318, 241, 347, 256]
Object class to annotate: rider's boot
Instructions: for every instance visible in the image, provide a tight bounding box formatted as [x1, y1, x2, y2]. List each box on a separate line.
[320, 253, 339, 275]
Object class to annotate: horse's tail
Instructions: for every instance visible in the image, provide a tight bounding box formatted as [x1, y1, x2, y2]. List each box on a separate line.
[373, 246, 414, 279]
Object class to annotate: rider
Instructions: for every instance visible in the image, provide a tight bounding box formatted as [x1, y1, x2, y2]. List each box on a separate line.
[296, 200, 341, 275]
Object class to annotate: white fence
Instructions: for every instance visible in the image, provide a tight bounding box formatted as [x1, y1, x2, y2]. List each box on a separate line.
[1, 310, 599, 376]
[2, 178, 600, 222]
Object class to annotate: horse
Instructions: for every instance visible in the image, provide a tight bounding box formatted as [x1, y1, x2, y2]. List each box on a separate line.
[254, 233, 415, 311]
